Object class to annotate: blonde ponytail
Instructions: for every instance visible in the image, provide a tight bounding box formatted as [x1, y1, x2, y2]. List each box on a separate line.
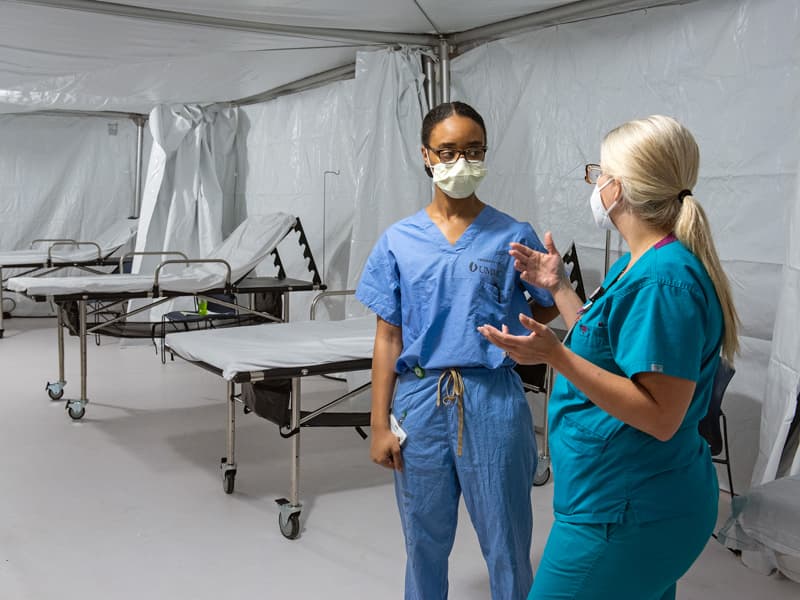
[674, 194, 740, 362]
[602, 115, 740, 363]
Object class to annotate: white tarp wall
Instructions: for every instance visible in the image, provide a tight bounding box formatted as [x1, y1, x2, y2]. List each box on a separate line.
[345, 47, 430, 306]
[0, 113, 137, 315]
[132, 103, 238, 319]
[752, 165, 800, 484]
[450, 0, 800, 493]
[235, 79, 356, 322]
[237, 47, 428, 323]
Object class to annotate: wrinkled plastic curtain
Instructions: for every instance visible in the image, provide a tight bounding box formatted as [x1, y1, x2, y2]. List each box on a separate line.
[0, 114, 135, 315]
[752, 166, 800, 484]
[450, 0, 800, 493]
[346, 48, 430, 313]
[235, 79, 356, 322]
[132, 103, 238, 319]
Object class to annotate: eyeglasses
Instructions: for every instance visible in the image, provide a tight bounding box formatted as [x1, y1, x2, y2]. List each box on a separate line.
[585, 163, 603, 185]
[427, 146, 487, 164]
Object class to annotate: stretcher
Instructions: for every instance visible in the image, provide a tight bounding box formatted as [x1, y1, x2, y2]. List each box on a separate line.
[0, 218, 138, 338]
[165, 314, 375, 539]
[164, 311, 558, 539]
[6, 213, 323, 420]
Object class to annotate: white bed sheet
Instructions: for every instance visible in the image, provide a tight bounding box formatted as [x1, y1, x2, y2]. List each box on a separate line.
[6, 213, 295, 296]
[717, 474, 800, 582]
[0, 219, 138, 266]
[166, 316, 376, 380]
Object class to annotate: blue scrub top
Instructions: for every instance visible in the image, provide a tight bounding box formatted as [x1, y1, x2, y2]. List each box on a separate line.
[549, 236, 724, 524]
[356, 205, 553, 374]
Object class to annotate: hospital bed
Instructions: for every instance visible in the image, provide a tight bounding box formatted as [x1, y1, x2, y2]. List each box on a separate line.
[6, 213, 323, 420]
[0, 218, 138, 338]
[163, 302, 565, 539]
[165, 312, 375, 540]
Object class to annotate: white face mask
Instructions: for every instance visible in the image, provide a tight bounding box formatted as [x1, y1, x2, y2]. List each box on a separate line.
[590, 178, 620, 230]
[428, 156, 487, 199]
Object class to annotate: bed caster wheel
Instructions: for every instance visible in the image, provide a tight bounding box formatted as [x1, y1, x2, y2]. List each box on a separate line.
[46, 381, 65, 401]
[279, 512, 301, 540]
[533, 467, 551, 487]
[66, 401, 85, 421]
[223, 470, 236, 494]
[0, 329, 4, 339]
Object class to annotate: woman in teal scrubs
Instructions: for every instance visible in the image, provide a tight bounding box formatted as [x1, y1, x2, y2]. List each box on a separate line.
[479, 115, 740, 600]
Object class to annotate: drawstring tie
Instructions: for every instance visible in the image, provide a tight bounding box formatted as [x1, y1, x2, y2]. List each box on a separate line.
[436, 368, 465, 456]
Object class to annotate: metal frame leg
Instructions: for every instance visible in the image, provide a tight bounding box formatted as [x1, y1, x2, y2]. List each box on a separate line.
[533, 366, 553, 486]
[0, 266, 5, 338]
[276, 377, 303, 539]
[64, 299, 89, 420]
[46, 304, 68, 400]
[221, 380, 237, 494]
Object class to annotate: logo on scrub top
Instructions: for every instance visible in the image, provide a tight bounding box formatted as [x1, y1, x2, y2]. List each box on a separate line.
[469, 258, 501, 278]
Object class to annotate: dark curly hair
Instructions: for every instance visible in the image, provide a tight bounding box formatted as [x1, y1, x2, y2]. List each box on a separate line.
[421, 101, 487, 177]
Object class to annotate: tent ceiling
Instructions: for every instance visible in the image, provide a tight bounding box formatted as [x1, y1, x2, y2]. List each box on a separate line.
[0, 0, 688, 115]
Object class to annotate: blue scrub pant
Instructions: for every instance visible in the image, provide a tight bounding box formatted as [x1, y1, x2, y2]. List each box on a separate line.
[392, 367, 537, 600]
[528, 500, 717, 600]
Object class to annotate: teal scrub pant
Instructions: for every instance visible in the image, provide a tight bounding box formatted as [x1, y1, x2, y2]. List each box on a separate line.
[529, 500, 717, 600]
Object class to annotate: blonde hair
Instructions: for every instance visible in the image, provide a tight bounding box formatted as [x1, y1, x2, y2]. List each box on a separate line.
[600, 115, 740, 363]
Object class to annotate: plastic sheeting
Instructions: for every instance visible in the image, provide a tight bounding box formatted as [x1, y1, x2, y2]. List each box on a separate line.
[7, 213, 295, 297]
[235, 78, 357, 321]
[131, 103, 237, 319]
[166, 316, 375, 381]
[450, 0, 800, 492]
[751, 165, 800, 484]
[345, 48, 430, 305]
[717, 474, 800, 583]
[0, 113, 136, 315]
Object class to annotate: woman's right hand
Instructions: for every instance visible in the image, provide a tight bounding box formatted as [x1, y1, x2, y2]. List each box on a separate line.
[370, 427, 403, 471]
[510, 231, 567, 293]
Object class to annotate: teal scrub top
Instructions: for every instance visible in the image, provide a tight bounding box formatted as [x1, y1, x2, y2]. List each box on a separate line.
[549, 235, 723, 524]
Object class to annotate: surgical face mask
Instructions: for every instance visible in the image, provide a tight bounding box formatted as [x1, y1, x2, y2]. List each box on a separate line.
[428, 156, 487, 199]
[590, 178, 620, 230]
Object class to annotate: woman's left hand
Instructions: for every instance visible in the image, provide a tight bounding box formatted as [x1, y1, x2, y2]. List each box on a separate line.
[478, 314, 561, 365]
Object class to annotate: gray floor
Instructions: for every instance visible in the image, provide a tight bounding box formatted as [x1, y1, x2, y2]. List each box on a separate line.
[1, 317, 797, 599]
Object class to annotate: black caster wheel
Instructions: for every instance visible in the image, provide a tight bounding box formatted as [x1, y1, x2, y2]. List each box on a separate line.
[533, 467, 551, 487]
[279, 512, 301, 540]
[67, 404, 86, 420]
[223, 470, 236, 494]
[47, 386, 64, 401]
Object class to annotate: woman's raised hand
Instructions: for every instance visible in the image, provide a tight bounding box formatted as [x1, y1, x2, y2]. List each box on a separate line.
[510, 231, 566, 292]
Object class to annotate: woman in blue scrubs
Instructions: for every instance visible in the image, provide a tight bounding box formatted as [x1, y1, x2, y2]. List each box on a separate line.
[356, 102, 557, 599]
[479, 115, 740, 600]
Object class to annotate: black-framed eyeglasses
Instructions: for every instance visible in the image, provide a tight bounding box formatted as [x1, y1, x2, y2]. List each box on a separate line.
[585, 163, 602, 185]
[427, 146, 487, 164]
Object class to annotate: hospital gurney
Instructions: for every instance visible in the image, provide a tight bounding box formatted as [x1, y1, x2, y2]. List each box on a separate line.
[165, 313, 375, 540]
[6, 213, 323, 420]
[0, 218, 138, 338]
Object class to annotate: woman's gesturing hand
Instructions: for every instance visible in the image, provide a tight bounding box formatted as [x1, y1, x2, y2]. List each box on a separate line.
[477, 315, 561, 366]
[510, 231, 567, 293]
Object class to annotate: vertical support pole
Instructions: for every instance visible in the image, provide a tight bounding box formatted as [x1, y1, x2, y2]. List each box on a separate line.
[422, 54, 436, 110]
[290, 377, 301, 507]
[282, 290, 290, 323]
[439, 38, 450, 104]
[604, 230, 611, 277]
[132, 116, 146, 219]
